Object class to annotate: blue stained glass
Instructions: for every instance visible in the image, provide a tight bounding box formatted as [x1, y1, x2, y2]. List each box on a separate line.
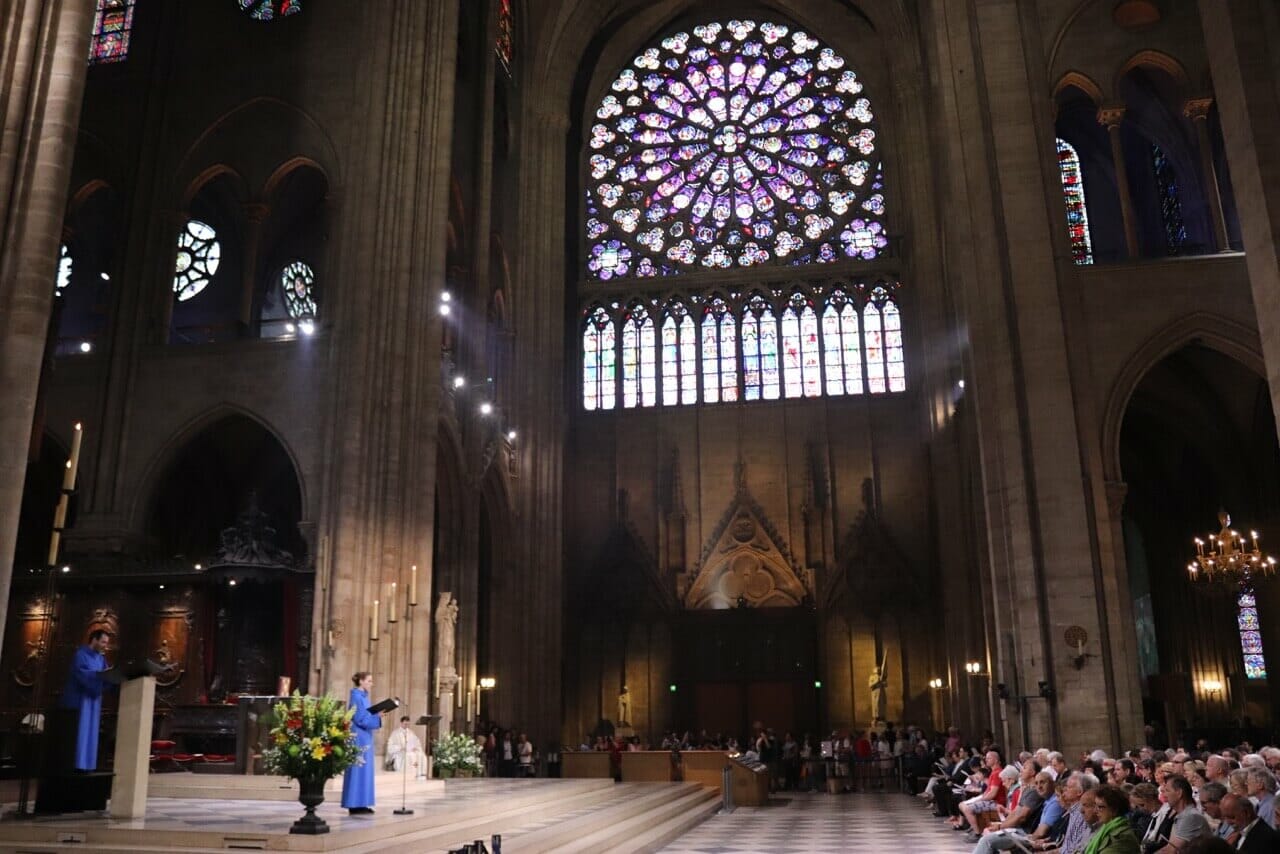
[1151, 143, 1188, 253]
[1238, 591, 1268, 680]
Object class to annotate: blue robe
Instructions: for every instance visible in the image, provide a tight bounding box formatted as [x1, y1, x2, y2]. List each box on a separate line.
[341, 688, 381, 808]
[60, 646, 107, 770]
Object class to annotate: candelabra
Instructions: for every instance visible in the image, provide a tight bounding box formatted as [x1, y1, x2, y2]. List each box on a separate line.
[1187, 510, 1276, 585]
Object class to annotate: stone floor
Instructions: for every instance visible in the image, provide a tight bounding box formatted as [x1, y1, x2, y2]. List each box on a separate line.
[658, 791, 976, 854]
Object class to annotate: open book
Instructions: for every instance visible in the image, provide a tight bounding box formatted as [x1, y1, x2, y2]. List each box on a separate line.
[368, 696, 401, 715]
[100, 659, 173, 685]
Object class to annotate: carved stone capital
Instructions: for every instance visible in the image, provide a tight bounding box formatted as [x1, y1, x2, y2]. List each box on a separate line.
[1096, 104, 1127, 129]
[242, 202, 270, 225]
[1182, 97, 1214, 122]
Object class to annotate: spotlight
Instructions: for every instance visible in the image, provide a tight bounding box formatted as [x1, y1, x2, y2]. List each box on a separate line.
[100, 272, 110, 281]
[958, 379, 965, 390]
[159, 584, 165, 590]
[441, 291, 452, 303]
[439, 303, 451, 316]
[79, 341, 92, 353]
[996, 683, 1011, 701]
[506, 430, 517, 441]
[194, 563, 202, 571]
[285, 323, 296, 334]
[453, 376, 466, 389]
[228, 579, 237, 587]
[479, 402, 493, 416]
[299, 319, 315, 336]
[61, 565, 70, 573]
[813, 680, 823, 689]
[1038, 681, 1055, 700]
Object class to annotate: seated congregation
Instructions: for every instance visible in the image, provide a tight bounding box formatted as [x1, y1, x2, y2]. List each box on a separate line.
[917, 737, 1280, 853]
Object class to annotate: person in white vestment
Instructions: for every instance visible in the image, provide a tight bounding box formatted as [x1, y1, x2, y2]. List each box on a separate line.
[384, 716, 424, 777]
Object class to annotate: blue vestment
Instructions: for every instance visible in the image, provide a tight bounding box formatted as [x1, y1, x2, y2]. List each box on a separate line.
[340, 688, 381, 808]
[60, 646, 107, 770]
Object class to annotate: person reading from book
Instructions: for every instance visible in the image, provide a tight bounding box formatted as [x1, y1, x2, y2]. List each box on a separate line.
[60, 629, 110, 771]
[342, 671, 386, 815]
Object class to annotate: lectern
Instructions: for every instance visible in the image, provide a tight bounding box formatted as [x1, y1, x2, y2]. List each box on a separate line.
[106, 660, 167, 818]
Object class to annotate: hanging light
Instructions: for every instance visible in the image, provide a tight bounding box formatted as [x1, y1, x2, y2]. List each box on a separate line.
[1188, 510, 1277, 585]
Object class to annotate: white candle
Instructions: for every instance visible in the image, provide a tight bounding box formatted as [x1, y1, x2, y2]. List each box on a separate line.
[371, 599, 380, 640]
[389, 582, 398, 622]
[410, 564, 418, 606]
[62, 423, 83, 491]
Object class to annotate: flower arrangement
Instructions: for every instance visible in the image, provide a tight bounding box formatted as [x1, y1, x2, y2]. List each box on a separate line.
[432, 731, 484, 773]
[262, 692, 361, 783]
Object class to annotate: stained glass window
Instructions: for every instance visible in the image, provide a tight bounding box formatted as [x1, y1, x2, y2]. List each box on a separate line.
[496, 0, 513, 76]
[89, 0, 135, 65]
[56, 245, 73, 294]
[1238, 591, 1267, 680]
[1055, 138, 1093, 265]
[281, 261, 317, 321]
[582, 306, 616, 411]
[822, 288, 861, 395]
[1151, 143, 1188, 253]
[239, 0, 301, 21]
[701, 297, 738, 404]
[863, 295, 885, 394]
[781, 293, 820, 398]
[172, 220, 221, 302]
[661, 301, 697, 405]
[581, 285, 904, 410]
[622, 304, 656, 408]
[584, 20, 887, 280]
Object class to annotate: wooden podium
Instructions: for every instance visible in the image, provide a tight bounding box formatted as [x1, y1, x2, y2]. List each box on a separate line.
[108, 665, 162, 818]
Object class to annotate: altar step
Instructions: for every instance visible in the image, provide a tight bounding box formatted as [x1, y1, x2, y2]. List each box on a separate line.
[147, 769, 445, 801]
[1, 778, 688, 853]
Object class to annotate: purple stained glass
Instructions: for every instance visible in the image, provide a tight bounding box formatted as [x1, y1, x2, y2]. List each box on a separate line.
[1244, 655, 1267, 680]
[863, 300, 885, 394]
[742, 311, 761, 401]
[586, 19, 886, 279]
[702, 311, 720, 404]
[781, 306, 803, 399]
[662, 314, 680, 406]
[239, 0, 302, 21]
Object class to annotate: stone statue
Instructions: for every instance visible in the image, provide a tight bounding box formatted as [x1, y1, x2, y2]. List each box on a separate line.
[868, 663, 887, 725]
[435, 592, 459, 670]
[617, 685, 631, 725]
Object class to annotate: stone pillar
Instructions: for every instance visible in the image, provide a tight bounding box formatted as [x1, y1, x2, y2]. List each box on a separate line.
[1183, 97, 1232, 252]
[1199, 0, 1280, 439]
[315, 1, 458, 731]
[0, 0, 96, 657]
[1097, 105, 1142, 258]
[239, 202, 269, 334]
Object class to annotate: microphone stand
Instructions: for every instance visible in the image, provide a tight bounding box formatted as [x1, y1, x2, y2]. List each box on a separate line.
[394, 736, 413, 816]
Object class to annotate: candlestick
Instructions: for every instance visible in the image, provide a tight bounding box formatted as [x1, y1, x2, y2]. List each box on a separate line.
[62, 423, 83, 491]
[409, 564, 418, 606]
[371, 599, 380, 640]
[327, 629, 334, 649]
[389, 582, 398, 623]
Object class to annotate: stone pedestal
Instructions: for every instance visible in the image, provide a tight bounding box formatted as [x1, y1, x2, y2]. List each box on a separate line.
[437, 667, 458, 735]
[110, 675, 156, 818]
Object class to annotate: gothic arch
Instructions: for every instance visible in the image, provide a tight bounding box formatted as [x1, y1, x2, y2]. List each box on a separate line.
[180, 164, 251, 210]
[174, 97, 343, 205]
[1101, 313, 1266, 482]
[1114, 49, 1190, 96]
[1052, 70, 1104, 105]
[129, 403, 308, 534]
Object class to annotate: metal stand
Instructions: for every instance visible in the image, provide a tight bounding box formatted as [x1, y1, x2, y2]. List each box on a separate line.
[393, 739, 413, 815]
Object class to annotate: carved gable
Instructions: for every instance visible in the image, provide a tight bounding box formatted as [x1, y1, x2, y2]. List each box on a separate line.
[679, 489, 813, 609]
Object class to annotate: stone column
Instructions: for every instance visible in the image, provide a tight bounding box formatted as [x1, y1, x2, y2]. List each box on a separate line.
[1182, 97, 1232, 252]
[1199, 0, 1280, 439]
[0, 0, 96, 657]
[1097, 105, 1142, 258]
[314, 1, 458, 728]
[238, 202, 269, 334]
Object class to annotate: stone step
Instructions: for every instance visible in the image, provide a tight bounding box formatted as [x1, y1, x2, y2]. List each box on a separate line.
[505, 783, 716, 854]
[549, 786, 720, 854]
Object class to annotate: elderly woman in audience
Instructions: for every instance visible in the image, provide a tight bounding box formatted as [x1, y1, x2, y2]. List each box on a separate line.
[1230, 767, 1253, 800]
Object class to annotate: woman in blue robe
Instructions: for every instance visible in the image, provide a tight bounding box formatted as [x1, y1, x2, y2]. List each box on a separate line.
[341, 671, 383, 814]
[60, 629, 109, 770]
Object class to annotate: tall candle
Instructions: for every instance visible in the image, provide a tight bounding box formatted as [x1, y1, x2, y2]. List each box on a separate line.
[47, 531, 61, 567]
[371, 599, 380, 640]
[389, 582, 398, 622]
[410, 564, 418, 606]
[62, 423, 83, 491]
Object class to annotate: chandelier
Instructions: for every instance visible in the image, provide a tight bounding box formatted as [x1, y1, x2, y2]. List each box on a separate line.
[1187, 510, 1277, 585]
